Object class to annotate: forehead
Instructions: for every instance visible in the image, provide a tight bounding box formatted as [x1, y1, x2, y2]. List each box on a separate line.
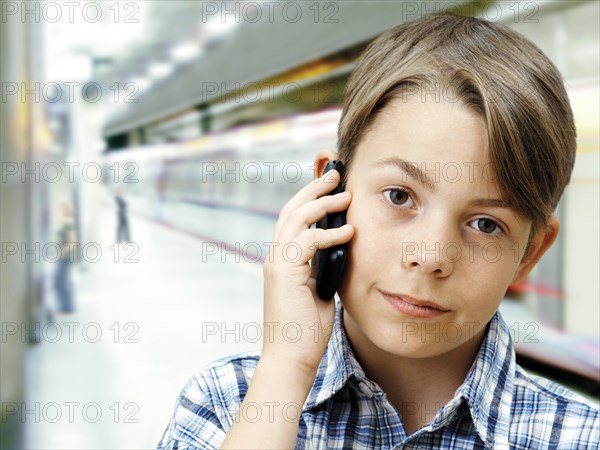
[354, 97, 488, 169]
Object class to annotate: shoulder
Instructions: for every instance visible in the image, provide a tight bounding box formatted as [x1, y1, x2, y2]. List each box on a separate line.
[182, 350, 261, 414]
[509, 364, 599, 449]
[512, 364, 599, 416]
[191, 350, 261, 399]
[157, 350, 261, 449]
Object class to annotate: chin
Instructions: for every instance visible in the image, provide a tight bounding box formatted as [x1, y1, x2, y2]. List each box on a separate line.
[364, 323, 457, 359]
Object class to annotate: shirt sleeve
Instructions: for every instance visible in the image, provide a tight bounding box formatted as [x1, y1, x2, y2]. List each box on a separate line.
[157, 374, 228, 450]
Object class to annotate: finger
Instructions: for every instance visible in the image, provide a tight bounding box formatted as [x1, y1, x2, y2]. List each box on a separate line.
[272, 169, 342, 242]
[287, 224, 354, 267]
[273, 169, 341, 242]
[276, 191, 351, 245]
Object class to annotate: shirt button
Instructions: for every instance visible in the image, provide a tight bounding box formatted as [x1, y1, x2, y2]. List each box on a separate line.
[358, 382, 374, 398]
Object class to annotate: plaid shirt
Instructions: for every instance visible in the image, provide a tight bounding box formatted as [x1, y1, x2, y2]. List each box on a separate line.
[158, 299, 599, 449]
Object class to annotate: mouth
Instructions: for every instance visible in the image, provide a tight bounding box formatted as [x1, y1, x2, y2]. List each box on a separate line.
[379, 290, 450, 318]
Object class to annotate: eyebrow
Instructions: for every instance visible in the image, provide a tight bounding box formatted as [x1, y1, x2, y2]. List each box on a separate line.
[371, 156, 512, 210]
[468, 198, 511, 209]
[371, 157, 437, 192]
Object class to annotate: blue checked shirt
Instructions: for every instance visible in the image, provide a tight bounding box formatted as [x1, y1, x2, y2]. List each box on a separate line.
[158, 299, 599, 449]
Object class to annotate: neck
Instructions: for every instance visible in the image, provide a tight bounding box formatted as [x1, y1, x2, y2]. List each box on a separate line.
[342, 309, 487, 433]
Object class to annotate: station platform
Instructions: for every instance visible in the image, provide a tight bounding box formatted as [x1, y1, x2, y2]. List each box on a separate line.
[24, 201, 265, 448]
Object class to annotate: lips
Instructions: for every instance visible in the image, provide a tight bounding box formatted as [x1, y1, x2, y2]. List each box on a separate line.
[381, 291, 448, 311]
[380, 291, 449, 318]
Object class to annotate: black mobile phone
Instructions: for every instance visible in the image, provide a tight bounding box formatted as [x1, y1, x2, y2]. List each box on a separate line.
[315, 160, 348, 300]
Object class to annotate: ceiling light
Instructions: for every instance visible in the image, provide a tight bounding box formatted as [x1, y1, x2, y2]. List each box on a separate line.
[148, 62, 174, 79]
[171, 42, 203, 63]
[131, 77, 153, 91]
[205, 16, 239, 38]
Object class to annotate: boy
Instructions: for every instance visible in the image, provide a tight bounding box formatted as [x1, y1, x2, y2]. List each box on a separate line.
[158, 14, 599, 449]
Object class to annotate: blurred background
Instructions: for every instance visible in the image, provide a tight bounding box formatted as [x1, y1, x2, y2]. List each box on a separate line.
[1, 0, 598, 448]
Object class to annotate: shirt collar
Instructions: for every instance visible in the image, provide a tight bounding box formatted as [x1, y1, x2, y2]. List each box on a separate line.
[303, 297, 515, 448]
[455, 309, 515, 449]
[303, 296, 366, 410]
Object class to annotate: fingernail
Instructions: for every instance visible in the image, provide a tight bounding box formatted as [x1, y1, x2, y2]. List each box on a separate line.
[335, 192, 350, 199]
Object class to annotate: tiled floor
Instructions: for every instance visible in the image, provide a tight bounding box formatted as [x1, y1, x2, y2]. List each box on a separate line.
[25, 202, 265, 448]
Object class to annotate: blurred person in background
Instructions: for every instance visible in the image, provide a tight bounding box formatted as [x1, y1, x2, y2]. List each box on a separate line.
[156, 169, 167, 224]
[116, 185, 131, 242]
[54, 203, 78, 314]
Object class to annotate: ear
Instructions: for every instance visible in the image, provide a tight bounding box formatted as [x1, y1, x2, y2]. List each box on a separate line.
[511, 216, 560, 285]
[313, 149, 340, 179]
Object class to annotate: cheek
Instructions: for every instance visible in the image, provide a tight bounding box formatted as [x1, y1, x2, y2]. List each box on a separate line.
[475, 245, 521, 285]
[346, 198, 388, 266]
[460, 252, 519, 311]
[340, 198, 383, 297]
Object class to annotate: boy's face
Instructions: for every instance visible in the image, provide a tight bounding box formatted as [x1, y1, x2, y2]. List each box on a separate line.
[327, 96, 555, 360]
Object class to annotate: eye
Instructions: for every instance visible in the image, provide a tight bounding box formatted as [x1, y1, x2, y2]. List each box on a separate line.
[383, 188, 415, 208]
[469, 218, 503, 236]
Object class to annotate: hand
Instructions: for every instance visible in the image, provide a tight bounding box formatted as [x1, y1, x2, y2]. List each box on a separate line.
[261, 168, 354, 377]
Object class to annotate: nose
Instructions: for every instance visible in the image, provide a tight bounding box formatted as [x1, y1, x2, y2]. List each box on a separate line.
[400, 216, 457, 277]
